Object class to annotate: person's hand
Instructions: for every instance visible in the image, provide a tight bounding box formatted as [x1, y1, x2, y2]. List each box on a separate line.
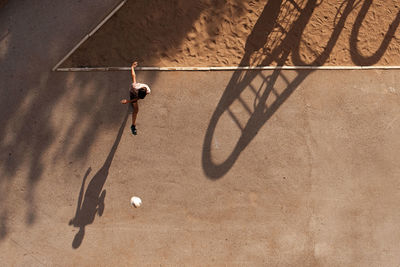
[132, 61, 138, 67]
[120, 99, 128, 104]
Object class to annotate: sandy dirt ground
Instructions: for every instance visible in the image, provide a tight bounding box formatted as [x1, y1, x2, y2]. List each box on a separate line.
[2, 0, 400, 266]
[63, 0, 400, 67]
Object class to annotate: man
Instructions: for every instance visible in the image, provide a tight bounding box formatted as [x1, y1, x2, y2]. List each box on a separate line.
[120, 61, 151, 135]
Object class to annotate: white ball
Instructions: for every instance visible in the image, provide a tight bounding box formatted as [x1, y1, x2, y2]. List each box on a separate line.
[130, 196, 142, 208]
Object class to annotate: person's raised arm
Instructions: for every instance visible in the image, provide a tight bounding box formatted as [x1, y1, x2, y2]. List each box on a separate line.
[131, 61, 138, 84]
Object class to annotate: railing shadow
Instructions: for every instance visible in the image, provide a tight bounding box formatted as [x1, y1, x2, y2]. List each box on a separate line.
[202, 0, 360, 179]
[68, 109, 128, 249]
[350, 0, 400, 65]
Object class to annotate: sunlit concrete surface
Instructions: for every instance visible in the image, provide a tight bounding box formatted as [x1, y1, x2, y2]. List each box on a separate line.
[1, 1, 400, 266]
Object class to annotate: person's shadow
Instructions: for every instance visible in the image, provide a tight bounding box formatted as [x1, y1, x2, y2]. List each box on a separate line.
[69, 110, 129, 249]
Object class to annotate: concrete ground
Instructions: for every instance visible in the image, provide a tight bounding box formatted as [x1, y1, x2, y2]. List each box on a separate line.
[1, 1, 400, 266]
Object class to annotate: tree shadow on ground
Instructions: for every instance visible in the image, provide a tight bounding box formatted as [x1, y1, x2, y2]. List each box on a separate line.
[0, 0, 151, 241]
[69, 110, 128, 249]
[202, 0, 372, 179]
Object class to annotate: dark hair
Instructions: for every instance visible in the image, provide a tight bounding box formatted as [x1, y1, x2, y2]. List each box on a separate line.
[138, 88, 147, 99]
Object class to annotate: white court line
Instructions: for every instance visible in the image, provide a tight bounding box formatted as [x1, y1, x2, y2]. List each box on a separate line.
[55, 65, 400, 71]
[52, 0, 127, 71]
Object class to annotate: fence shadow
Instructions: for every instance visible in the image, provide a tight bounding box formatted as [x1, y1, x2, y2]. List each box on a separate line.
[350, 0, 400, 65]
[202, 0, 363, 179]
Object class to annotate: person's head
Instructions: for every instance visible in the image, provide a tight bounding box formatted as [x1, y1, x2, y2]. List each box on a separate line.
[138, 88, 147, 99]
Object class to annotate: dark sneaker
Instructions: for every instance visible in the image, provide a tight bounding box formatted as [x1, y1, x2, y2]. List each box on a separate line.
[131, 125, 137, 135]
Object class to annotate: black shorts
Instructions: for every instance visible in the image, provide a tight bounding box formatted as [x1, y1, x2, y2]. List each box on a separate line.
[130, 91, 138, 102]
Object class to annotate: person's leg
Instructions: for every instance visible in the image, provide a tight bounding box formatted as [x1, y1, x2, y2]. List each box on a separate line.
[131, 101, 139, 135]
[132, 102, 138, 125]
[129, 91, 138, 135]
